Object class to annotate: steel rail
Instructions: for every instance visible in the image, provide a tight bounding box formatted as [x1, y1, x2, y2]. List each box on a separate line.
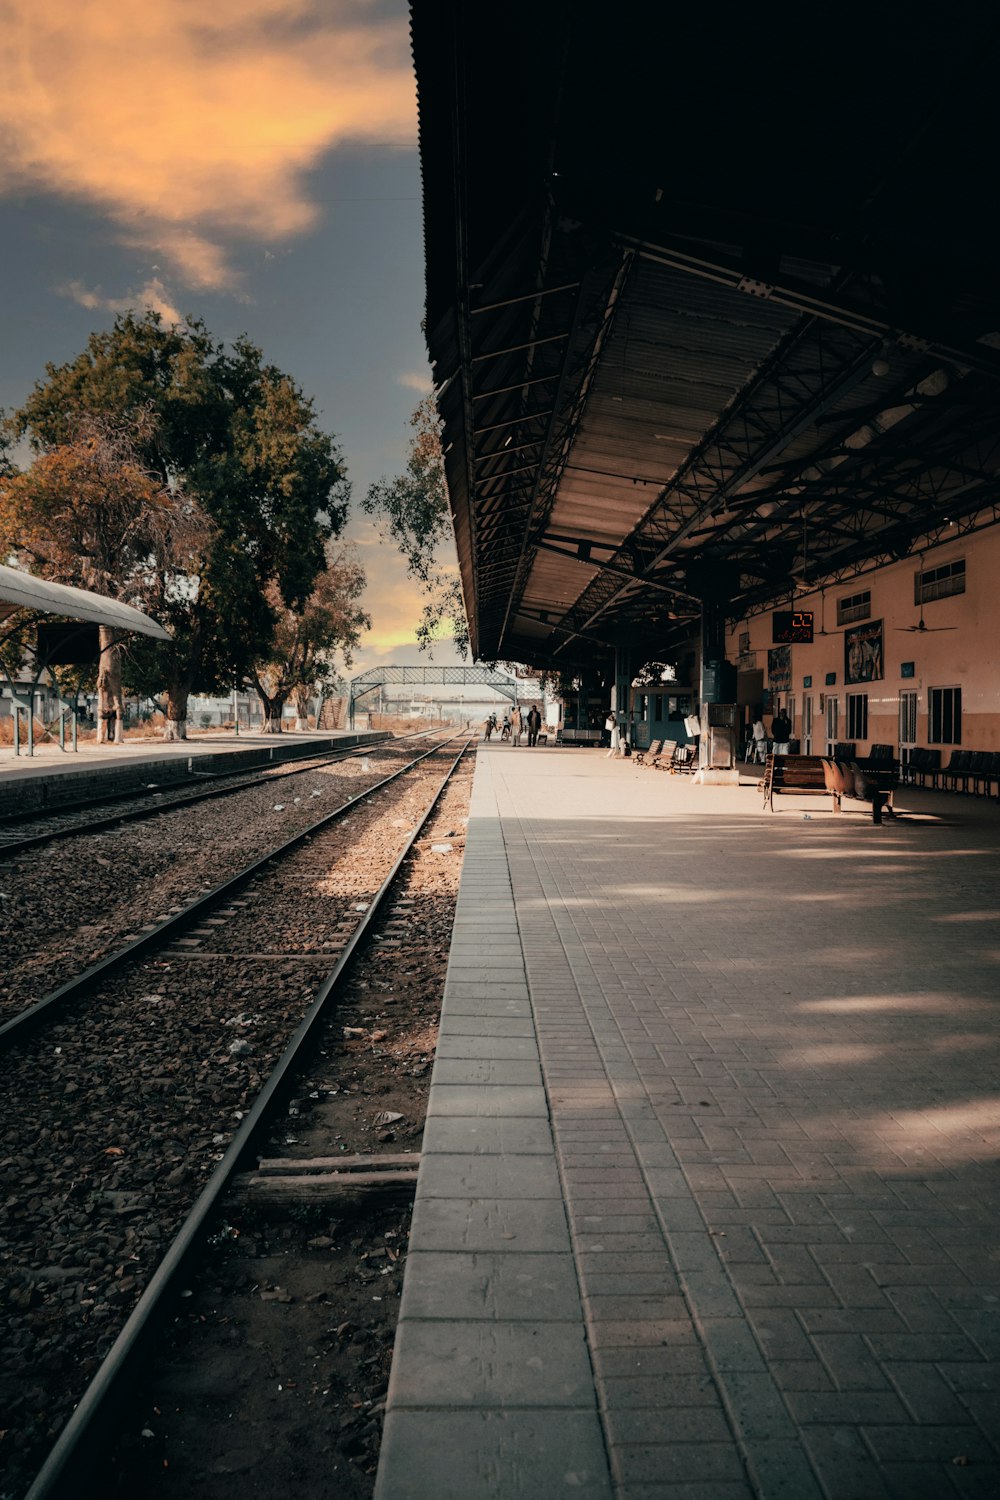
[0, 731, 467, 1051]
[23, 736, 474, 1500]
[0, 730, 441, 861]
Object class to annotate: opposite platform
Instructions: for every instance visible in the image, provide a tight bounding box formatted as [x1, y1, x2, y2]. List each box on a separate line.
[377, 744, 1000, 1500]
[0, 730, 386, 817]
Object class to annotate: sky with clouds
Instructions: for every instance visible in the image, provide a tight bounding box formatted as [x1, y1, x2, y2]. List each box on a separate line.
[0, 0, 466, 679]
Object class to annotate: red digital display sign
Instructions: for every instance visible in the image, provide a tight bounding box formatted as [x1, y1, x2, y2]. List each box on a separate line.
[772, 610, 814, 643]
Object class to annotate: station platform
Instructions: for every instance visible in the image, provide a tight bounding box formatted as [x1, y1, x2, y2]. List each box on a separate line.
[377, 745, 1000, 1500]
[0, 727, 370, 779]
[0, 729, 385, 817]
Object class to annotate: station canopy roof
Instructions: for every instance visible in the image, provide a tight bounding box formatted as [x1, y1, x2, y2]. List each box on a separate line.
[412, 1, 1000, 668]
[0, 565, 171, 640]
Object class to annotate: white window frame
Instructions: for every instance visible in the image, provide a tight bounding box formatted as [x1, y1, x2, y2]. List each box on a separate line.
[837, 589, 872, 626]
[915, 558, 965, 605]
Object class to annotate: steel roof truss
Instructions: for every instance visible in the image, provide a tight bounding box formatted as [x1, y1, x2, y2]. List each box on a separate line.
[624, 235, 1000, 382]
[553, 322, 882, 649]
[473, 408, 555, 434]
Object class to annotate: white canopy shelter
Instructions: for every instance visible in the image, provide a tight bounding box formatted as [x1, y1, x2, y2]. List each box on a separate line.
[0, 565, 170, 640]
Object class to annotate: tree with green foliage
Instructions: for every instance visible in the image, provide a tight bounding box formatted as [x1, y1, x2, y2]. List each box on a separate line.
[0, 408, 206, 741]
[250, 542, 370, 732]
[6, 311, 349, 738]
[362, 396, 469, 656]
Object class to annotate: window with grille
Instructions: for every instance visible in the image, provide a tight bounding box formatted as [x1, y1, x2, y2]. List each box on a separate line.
[846, 693, 868, 740]
[929, 687, 961, 744]
[899, 691, 917, 747]
[915, 558, 965, 604]
[837, 589, 871, 625]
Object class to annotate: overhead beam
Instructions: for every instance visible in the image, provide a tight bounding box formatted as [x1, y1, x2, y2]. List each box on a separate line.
[472, 372, 559, 400]
[471, 332, 569, 363]
[474, 409, 554, 434]
[469, 281, 580, 315]
[621, 233, 1000, 382]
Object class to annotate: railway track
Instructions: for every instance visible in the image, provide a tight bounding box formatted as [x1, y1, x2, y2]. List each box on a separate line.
[1, 731, 457, 1022]
[0, 731, 462, 1047]
[0, 731, 441, 862]
[1, 735, 474, 1499]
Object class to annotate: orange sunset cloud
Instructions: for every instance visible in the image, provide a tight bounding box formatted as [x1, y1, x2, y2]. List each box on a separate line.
[0, 0, 416, 289]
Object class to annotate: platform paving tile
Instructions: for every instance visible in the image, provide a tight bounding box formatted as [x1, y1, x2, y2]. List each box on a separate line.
[420, 1115, 554, 1155]
[377, 747, 1000, 1499]
[374, 1410, 612, 1500]
[435, 1035, 540, 1060]
[431, 1057, 543, 1086]
[387, 1320, 596, 1408]
[416, 1152, 562, 1200]
[425, 1083, 549, 1117]
[399, 1251, 585, 1322]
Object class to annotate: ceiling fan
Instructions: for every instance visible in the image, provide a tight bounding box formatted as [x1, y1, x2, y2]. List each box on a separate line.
[895, 612, 957, 633]
[815, 587, 832, 636]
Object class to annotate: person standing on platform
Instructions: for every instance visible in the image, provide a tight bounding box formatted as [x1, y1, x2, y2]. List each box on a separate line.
[483, 715, 494, 741]
[527, 705, 542, 746]
[771, 707, 792, 755]
[605, 709, 619, 758]
[510, 704, 523, 745]
[751, 716, 767, 763]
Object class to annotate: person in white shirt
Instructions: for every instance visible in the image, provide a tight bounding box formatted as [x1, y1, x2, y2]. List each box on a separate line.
[751, 717, 767, 764]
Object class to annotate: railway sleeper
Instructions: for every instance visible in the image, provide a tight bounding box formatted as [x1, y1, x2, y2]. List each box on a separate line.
[233, 1152, 420, 1204]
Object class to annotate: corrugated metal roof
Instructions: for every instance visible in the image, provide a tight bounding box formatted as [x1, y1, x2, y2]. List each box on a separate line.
[413, 0, 1000, 667]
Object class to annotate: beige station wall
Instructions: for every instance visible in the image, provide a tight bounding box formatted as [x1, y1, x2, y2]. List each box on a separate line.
[726, 519, 1000, 754]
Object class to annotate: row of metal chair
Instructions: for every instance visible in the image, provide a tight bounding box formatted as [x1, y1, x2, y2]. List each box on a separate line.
[901, 747, 1000, 797]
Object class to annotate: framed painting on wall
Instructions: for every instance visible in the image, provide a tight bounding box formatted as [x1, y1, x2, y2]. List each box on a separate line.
[767, 645, 791, 693]
[845, 620, 884, 684]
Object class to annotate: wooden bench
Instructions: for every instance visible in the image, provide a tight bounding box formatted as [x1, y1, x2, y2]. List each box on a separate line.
[633, 738, 662, 766]
[762, 754, 899, 822]
[650, 739, 678, 770]
[761, 754, 829, 810]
